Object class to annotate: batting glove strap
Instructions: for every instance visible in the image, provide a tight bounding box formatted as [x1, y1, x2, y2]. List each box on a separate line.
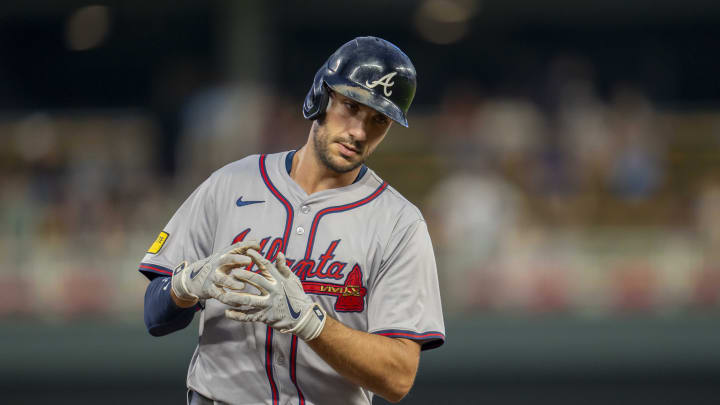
[170, 260, 200, 304]
[284, 303, 327, 341]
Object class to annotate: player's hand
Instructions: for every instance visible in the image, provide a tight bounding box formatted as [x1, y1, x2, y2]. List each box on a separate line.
[217, 249, 327, 341]
[171, 241, 259, 305]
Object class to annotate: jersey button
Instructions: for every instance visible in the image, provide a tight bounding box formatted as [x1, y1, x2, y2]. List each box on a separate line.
[276, 354, 285, 365]
[296, 226, 305, 235]
[301, 205, 310, 214]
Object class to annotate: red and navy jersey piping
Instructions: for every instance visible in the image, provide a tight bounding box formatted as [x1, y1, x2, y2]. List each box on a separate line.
[138, 262, 173, 279]
[264, 327, 279, 404]
[261, 153, 426, 403]
[303, 181, 388, 259]
[372, 329, 446, 350]
[259, 154, 295, 405]
[289, 335, 305, 405]
[260, 154, 294, 252]
[289, 178, 388, 405]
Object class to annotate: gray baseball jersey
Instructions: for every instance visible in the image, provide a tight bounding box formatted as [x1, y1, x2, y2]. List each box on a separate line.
[138, 151, 445, 405]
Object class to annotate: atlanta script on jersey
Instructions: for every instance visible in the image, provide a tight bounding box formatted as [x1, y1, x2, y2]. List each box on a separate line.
[138, 151, 445, 405]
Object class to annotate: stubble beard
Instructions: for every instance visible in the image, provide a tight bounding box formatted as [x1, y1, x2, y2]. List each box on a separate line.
[312, 124, 365, 174]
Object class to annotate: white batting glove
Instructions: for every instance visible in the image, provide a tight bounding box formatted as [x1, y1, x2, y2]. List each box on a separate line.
[171, 241, 259, 305]
[217, 249, 327, 341]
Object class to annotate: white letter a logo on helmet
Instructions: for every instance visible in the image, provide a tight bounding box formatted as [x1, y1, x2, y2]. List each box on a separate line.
[365, 72, 397, 97]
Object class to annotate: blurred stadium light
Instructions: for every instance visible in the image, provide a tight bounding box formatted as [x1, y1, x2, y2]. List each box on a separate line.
[65, 5, 111, 52]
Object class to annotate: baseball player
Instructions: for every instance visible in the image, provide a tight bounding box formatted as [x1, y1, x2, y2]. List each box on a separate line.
[140, 36, 445, 405]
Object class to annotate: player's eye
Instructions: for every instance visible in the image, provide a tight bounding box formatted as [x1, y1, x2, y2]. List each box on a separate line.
[344, 101, 358, 113]
[373, 114, 389, 126]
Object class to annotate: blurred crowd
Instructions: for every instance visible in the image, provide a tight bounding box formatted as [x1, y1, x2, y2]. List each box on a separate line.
[422, 58, 720, 315]
[2, 70, 720, 321]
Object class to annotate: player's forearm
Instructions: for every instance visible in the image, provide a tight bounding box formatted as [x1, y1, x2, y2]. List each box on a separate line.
[306, 316, 420, 403]
[144, 277, 197, 336]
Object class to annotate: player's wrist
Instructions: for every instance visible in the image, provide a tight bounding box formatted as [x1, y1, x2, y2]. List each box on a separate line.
[170, 287, 199, 308]
[292, 303, 327, 341]
[170, 260, 200, 305]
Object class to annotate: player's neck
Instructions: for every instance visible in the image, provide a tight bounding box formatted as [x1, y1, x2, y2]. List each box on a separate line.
[290, 146, 360, 195]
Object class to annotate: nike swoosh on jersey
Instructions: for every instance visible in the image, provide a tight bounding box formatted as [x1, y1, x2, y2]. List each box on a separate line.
[236, 196, 265, 207]
[284, 285, 302, 319]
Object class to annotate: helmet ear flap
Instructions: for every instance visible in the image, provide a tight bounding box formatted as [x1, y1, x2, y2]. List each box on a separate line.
[303, 68, 330, 121]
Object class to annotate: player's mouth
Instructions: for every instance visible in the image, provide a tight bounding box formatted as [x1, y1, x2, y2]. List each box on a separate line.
[336, 142, 361, 158]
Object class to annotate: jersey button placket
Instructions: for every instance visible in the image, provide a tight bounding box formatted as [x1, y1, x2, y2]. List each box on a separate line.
[296, 203, 311, 236]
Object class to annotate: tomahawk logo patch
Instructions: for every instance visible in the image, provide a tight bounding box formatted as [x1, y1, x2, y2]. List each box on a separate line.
[365, 72, 397, 96]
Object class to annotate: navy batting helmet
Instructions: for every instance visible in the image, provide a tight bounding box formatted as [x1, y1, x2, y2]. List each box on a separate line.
[303, 36, 417, 128]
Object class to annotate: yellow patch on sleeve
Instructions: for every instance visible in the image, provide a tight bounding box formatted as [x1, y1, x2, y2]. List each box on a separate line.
[147, 231, 169, 254]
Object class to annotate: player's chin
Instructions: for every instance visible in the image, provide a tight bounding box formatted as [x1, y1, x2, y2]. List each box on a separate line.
[326, 145, 357, 166]
[329, 154, 363, 173]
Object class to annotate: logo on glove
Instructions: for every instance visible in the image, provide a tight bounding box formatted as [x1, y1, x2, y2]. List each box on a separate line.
[284, 285, 302, 319]
[313, 305, 325, 321]
[173, 261, 187, 276]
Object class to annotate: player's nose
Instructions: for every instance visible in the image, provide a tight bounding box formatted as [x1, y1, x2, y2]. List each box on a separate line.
[346, 114, 368, 142]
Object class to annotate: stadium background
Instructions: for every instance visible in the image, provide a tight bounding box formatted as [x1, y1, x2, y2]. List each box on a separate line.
[2, 1, 720, 403]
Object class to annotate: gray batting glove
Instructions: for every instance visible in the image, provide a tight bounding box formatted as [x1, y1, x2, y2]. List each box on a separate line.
[217, 250, 327, 341]
[171, 241, 259, 305]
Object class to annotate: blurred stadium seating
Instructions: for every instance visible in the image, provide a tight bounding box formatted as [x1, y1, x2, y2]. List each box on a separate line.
[2, 1, 720, 404]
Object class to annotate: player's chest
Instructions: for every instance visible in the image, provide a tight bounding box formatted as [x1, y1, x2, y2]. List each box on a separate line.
[216, 195, 384, 311]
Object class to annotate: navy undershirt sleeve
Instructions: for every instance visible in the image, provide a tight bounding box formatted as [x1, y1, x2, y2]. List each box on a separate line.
[144, 276, 198, 336]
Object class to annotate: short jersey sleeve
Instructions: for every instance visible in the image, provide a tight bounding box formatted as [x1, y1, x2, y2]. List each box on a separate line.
[138, 174, 219, 280]
[367, 219, 446, 350]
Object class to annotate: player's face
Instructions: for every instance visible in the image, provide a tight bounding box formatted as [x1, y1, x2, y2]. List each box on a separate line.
[312, 91, 392, 173]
